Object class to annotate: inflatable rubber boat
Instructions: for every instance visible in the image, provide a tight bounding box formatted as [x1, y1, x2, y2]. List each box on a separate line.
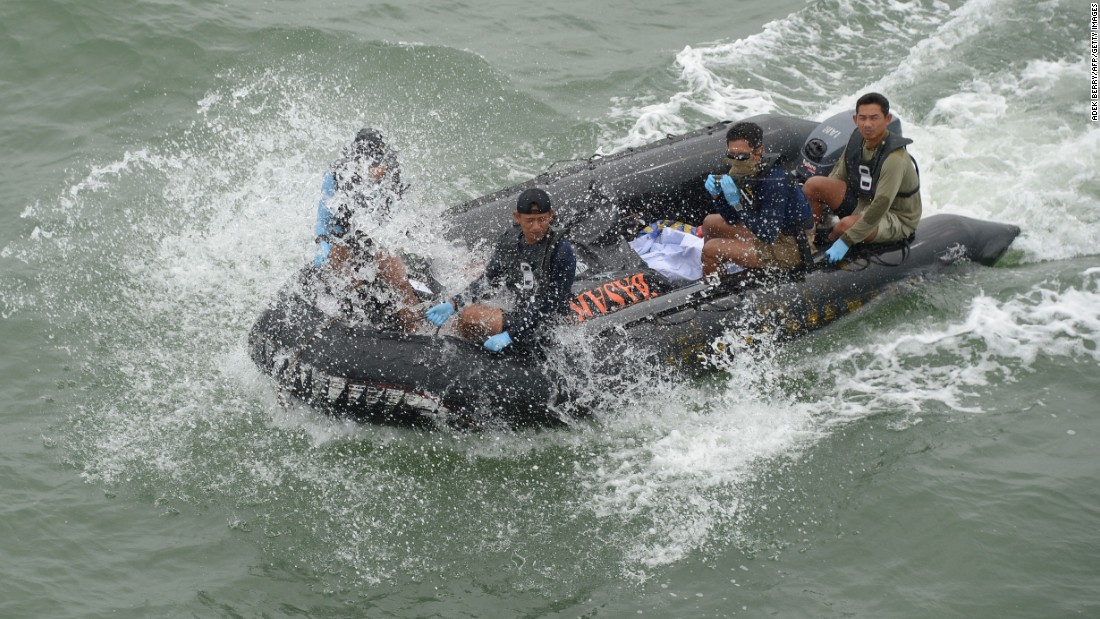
[248, 112, 1020, 429]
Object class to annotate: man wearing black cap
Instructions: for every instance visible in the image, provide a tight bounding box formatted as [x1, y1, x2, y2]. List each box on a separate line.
[425, 187, 576, 352]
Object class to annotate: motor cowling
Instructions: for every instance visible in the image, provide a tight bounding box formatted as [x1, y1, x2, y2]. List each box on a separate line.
[794, 110, 903, 184]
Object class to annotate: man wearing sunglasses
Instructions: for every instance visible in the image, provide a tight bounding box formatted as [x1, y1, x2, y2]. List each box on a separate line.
[699, 121, 813, 280]
[424, 187, 576, 353]
[801, 92, 922, 264]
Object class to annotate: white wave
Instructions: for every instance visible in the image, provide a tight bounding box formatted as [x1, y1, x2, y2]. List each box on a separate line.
[564, 261, 1100, 574]
[906, 57, 1100, 262]
[578, 390, 819, 570]
[544, 329, 820, 574]
[603, 0, 1098, 267]
[19, 3, 1097, 587]
[836, 0, 1099, 262]
[600, 0, 956, 153]
[809, 268, 1100, 426]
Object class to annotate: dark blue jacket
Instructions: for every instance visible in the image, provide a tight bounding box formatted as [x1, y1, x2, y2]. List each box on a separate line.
[714, 165, 812, 243]
[454, 228, 576, 344]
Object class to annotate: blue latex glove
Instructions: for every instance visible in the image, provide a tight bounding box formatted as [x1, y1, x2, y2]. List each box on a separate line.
[719, 175, 740, 207]
[425, 301, 455, 327]
[825, 238, 850, 264]
[313, 240, 331, 267]
[483, 331, 513, 352]
[704, 174, 720, 196]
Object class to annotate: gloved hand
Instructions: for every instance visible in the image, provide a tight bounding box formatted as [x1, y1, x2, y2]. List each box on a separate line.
[719, 175, 740, 207]
[313, 241, 331, 268]
[825, 238, 850, 264]
[425, 301, 455, 327]
[704, 174, 720, 196]
[483, 331, 513, 352]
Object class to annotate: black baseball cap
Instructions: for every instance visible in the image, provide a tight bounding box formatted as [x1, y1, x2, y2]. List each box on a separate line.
[516, 187, 552, 214]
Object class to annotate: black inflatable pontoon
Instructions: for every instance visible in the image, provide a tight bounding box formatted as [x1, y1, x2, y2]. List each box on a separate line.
[249, 113, 1020, 429]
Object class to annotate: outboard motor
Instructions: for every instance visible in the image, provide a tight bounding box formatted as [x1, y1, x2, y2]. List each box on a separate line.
[794, 110, 903, 184]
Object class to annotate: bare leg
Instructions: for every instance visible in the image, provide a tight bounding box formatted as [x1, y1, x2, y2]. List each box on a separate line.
[700, 213, 734, 242]
[801, 176, 848, 226]
[701, 223, 763, 275]
[828, 214, 878, 243]
[457, 305, 504, 341]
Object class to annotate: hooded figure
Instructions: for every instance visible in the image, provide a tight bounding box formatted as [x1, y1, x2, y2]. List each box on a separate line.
[315, 128, 405, 258]
[309, 128, 420, 333]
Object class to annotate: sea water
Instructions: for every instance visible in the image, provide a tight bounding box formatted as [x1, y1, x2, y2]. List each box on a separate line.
[1, 0, 1098, 617]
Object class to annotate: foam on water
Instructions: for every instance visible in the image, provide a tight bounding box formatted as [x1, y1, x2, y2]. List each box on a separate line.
[574, 379, 820, 570]
[5, 60, 463, 481]
[861, 0, 1098, 262]
[569, 262, 1100, 572]
[1, 57, 632, 586]
[5, 0, 1098, 589]
[602, 0, 954, 151]
[603, 0, 1098, 265]
[808, 267, 1100, 427]
[577, 0, 1098, 572]
[910, 59, 1100, 260]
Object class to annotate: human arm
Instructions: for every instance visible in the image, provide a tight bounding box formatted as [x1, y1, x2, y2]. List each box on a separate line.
[426, 237, 511, 326]
[313, 172, 338, 239]
[450, 237, 511, 310]
[313, 172, 338, 266]
[828, 150, 847, 180]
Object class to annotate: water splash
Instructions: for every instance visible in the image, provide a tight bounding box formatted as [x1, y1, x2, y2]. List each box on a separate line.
[599, 0, 1099, 266]
[600, 0, 955, 151]
[6, 1, 1096, 591]
[805, 267, 1100, 427]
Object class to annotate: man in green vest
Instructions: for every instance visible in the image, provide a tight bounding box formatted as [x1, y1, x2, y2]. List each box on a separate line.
[801, 92, 922, 263]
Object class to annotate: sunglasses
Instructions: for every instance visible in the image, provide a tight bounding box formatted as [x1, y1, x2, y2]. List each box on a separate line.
[725, 151, 754, 161]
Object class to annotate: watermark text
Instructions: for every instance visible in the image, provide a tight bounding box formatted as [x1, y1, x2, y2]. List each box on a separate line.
[1092, 3, 1098, 120]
